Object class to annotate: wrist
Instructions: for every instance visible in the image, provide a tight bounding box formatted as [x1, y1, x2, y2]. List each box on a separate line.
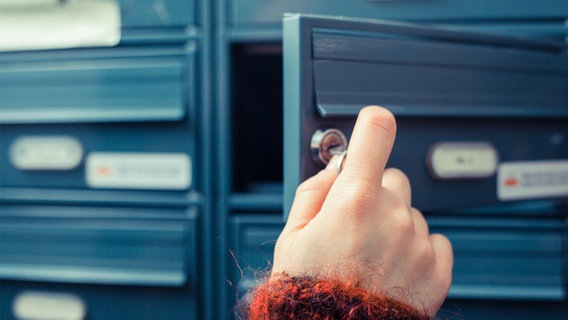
[246, 272, 429, 320]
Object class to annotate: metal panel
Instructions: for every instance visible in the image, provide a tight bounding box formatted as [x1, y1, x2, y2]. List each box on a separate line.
[229, 216, 283, 298]
[312, 31, 568, 118]
[229, 0, 568, 28]
[0, 46, 195, 123]
[283, 14, 568, 213]
[437, 215, 566, 300]
[118, 0, 196, 28]
[0, 205, 198, 287]
[0, 280, 197, 320]
[0, 44, 199, 191]
[0, 0, 210, 319]
[230, 213, 567, 301]
[0, 125, 197, 190]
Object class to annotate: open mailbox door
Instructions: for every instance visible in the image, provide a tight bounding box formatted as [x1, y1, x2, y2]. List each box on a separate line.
[283, 14, 568, 215]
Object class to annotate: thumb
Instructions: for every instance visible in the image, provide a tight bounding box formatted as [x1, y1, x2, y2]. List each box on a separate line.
[285, 157, 339, 230]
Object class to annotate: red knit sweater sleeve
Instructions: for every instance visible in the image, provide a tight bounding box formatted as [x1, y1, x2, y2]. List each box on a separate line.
[245, 273, 428, 320]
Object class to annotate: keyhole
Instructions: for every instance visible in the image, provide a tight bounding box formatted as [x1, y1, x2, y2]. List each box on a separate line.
[311, 128, 348, 167]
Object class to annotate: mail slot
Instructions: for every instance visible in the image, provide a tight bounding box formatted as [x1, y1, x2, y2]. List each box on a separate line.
[283, 14, 568, 214]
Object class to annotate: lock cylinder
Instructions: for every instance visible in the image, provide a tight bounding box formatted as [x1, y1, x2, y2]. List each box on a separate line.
[310, 128, 348, 167]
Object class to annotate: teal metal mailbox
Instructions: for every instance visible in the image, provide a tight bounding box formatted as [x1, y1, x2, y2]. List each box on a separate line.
[283, 14, 568, 213]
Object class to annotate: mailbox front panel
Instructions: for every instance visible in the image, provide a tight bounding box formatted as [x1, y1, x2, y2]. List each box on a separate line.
[283, 14, 568, 213]
[0, 205, 198, 286]
[0, 45, 199, 192]
[283, 14, 568, 304]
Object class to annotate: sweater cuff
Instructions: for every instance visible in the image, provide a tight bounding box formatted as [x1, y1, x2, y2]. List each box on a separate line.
[246, 273, 428, 320]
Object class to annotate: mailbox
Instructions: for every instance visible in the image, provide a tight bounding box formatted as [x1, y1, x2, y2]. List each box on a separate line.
[283, 14, 568, 214]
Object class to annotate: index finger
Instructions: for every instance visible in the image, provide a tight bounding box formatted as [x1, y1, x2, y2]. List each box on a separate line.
[340, 106, 397, 189]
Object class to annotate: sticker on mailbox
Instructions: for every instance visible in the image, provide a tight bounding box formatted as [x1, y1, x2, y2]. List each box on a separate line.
[86, 152, 191, 190]
[497, 160, 568, 201]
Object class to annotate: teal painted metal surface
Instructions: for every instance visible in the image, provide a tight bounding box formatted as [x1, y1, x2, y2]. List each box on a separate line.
[1, 0, 568, 319]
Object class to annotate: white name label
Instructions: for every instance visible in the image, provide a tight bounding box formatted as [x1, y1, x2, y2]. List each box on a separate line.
[497, 160, 568, 201]
[86, 153, 191, 190]
[13, 291, 86, 320]
[0, 0, 120, 52]
[10, 136, 83, 171]
[428, 142, 498, 179]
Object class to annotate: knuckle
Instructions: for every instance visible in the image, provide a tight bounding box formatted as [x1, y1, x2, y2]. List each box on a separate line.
[390, 210, 415, 236]
[384, 168, 409, 183]
[431, 233, 453, 256]
[416, 241, 435, 263]
[340, 183, 378, 209]
[295, 181, 314, 195]
[295, 176, 325, 197]
[383, 169, 412, 202]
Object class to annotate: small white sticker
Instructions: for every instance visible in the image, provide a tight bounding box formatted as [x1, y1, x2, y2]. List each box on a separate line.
[0, 0, 120, 52]
[10, 136, 83, 171]
[428, 142, 498, 179]
[13, 291, 86, 320]
[86, 152, 191, 190]
[498, 160, 568, 201]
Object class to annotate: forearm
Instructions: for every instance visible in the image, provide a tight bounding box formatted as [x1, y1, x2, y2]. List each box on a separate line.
[246, 272, 428, 320]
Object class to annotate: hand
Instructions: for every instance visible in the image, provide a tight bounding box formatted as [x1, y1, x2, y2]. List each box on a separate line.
[273, 106, 453, 318]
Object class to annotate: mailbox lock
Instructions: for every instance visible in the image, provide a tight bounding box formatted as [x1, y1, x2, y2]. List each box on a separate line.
[311, 128, 348, 167]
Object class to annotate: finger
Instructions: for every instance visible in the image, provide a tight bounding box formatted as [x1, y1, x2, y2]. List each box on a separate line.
[424, 233, 453, 317]
[286, 156, 339, 229]
[382, 168, 411, 209]
[430, 233, 454, 288]
[340, 106, 397, 191]
[410, 208, 429, 239]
